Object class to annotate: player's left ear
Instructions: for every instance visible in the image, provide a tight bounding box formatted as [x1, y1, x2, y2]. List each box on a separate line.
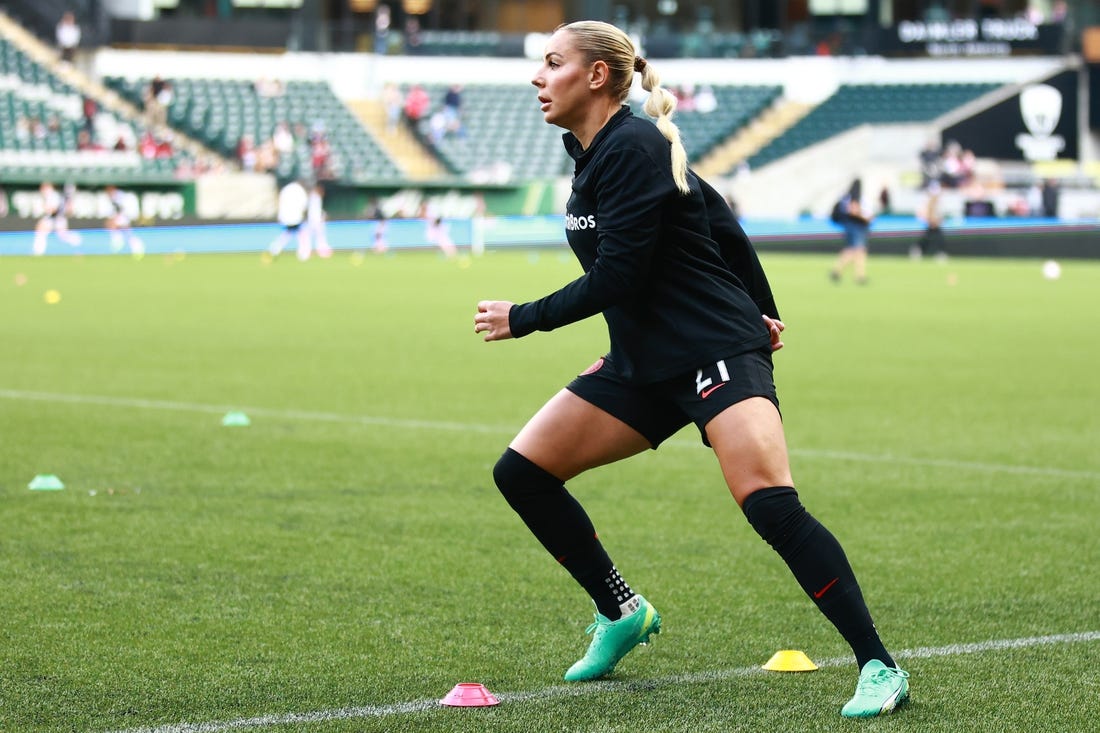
[589, 60, 610, 91]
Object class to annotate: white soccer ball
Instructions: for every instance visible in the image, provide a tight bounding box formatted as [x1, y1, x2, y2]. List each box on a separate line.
[1042, 260, 1062, 280]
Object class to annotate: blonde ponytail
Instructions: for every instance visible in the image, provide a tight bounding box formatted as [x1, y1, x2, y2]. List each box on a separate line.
[639, 60, 690, 195]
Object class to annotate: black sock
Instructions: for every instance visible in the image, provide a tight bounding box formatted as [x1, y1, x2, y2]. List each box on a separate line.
[494, 448, 635, 619]
[742, 486, 895, 670]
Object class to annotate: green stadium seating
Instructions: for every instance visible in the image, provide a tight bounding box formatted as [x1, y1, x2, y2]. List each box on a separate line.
[0, 37, 191, 185]
[746, 82, 1000, 171]
[105, 76, 402, 183]
[408, 84, 781, 182]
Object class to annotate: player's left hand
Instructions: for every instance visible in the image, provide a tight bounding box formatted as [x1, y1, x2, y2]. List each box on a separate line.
[475, 300, 515, 342]
[762, 314, 785, 352]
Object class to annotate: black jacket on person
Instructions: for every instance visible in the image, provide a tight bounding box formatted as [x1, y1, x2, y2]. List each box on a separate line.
[509, 106, 777, 384]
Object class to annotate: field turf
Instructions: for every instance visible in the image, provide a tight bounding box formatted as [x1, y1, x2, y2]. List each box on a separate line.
[1, 249, 1098, 732]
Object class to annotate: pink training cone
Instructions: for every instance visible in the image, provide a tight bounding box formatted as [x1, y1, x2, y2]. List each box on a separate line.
[440, 682, 499, 707]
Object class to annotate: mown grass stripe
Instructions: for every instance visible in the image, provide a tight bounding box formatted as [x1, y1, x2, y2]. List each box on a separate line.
[107, 630, 1100, 733]
[3, 387, 1098, 481]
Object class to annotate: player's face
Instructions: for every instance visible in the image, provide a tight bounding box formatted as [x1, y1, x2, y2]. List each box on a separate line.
[531, 30, 593, 131]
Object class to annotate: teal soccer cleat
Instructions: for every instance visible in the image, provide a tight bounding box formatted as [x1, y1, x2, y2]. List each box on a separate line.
[563, 596, 661, 682]
[841, 659, 910, 718]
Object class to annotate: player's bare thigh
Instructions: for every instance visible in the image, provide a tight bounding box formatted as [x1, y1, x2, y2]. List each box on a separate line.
[705, 396, 794, 507]
[510, 388, 651, 482]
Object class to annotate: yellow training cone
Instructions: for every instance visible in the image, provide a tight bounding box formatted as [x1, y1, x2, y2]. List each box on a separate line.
[762, 650, 818, 672]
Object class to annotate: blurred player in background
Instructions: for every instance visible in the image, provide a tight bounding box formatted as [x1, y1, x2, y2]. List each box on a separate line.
[268, 179, 309, 260]
[305, 182, 332, 259]
[104, 185, 145, 257]
[32, 182, 82, 255]
[829, 178, 874, 284]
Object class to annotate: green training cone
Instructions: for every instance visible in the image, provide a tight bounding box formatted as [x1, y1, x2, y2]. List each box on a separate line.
[221, 411, 251, 427]
[29, 474, 65, 491]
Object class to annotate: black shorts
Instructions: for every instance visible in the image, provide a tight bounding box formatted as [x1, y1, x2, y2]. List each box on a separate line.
[566, 347, 779, 448]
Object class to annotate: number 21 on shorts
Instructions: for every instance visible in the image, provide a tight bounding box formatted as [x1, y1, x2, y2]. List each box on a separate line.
[696, 359, 730, 400]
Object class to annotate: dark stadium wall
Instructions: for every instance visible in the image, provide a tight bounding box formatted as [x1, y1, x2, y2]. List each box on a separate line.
[942, 69, 1080, 161]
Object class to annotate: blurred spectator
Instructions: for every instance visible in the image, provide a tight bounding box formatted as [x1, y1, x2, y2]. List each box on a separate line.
[137, 128, 174, 160]
[76, 129, 102, 151]
[237, 133, 257, 171]
[15, 115, 30, 142]
[81, 96, 97, 133]
[958, 149, 976, 188]
[939, 141, 964, 187]
[382, 83, 402, 134]
[272, 121, 295, 157]
[694, 85, 717, 114]
[310, 132, 333, 180]
[30, 116, 47, 141]
[1041, 179, 1060, 218]
[673, 84, 696, 111]
[404, 85, 430, 124]
[254, 77, 285, 98]
[918, 140, 941, 189]
[374, 4, 391, 53]
[404, 17, 422, 51]
[815, 36, 834, 56]
[175, 154, 224, 180]
[256, 139, 278, 172]
[443, 84, 465, 138]
[56, 11, 80, 65]
[139, 129, 157, 159]
[143, 75, 172, 128]
[428, 110, 447, 144]
[156, 130, 175, 159]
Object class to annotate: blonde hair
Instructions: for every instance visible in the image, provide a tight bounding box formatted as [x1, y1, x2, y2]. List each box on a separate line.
[560, 20, 690, 195]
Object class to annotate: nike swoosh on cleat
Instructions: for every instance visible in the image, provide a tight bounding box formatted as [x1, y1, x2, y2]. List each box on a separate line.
[813, 577, 839, 598]
[700, 383, 727, 399]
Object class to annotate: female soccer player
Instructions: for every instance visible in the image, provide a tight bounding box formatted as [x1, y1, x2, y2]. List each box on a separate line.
[473, 20, 909, 718]
[32, 182, 82, 255]
[103, 185, 145, 257]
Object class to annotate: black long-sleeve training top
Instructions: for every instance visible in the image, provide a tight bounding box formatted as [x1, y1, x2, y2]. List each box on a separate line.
[509, 105, 779, 384]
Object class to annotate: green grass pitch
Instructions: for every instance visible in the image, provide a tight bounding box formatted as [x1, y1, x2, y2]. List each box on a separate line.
[1, 248, 1098, 732]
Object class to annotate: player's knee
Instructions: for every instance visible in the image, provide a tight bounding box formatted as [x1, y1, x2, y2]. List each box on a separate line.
[493, 447, 558, 503]
[741, 486, 807, 549]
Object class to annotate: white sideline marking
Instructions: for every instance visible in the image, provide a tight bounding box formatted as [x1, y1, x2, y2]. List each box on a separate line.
[106, 631, 1100, 733]
[2, 387, 1099, 481]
